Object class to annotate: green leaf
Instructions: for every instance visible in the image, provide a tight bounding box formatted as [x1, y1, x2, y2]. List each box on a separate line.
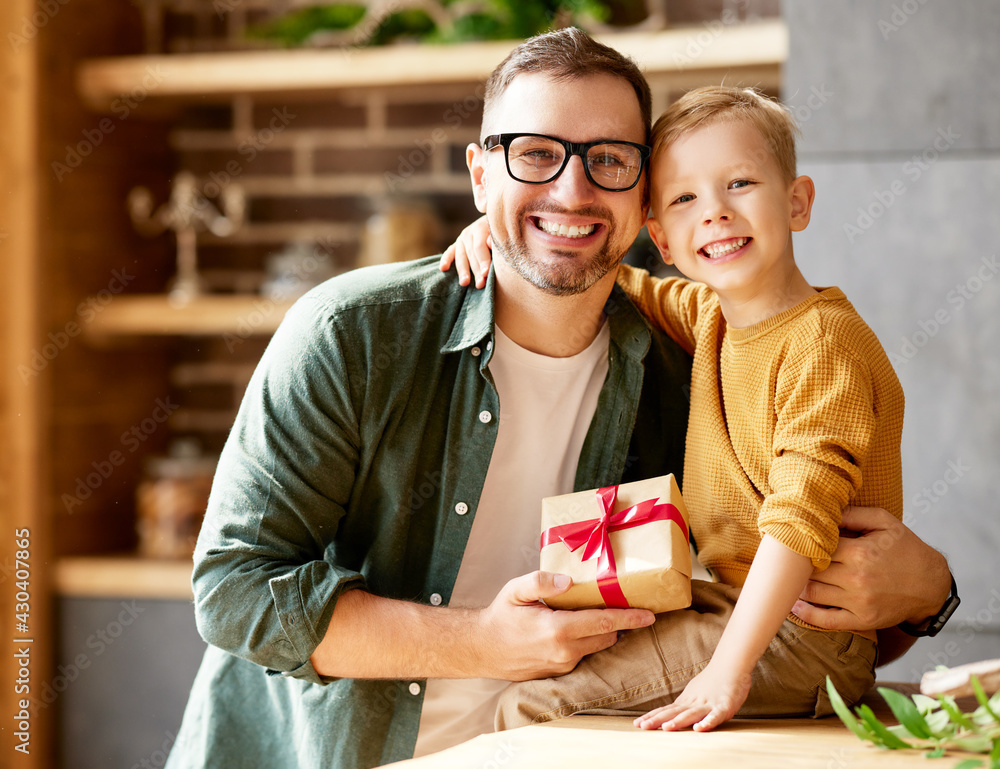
[857, 704, 914, 749]
[973, 676, 1000, 724]
[827, 677, 877, 743]
[952, 760, 985, 769]
[924, 746, 945, 758]
[926, 709, 956, 736]
[953, 736, 995, 753]
[914, 693, 943, 713]
[940, 695, 979, 730]
[879, 686, 933, 739]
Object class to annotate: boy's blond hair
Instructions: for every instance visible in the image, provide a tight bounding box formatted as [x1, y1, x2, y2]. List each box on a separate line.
[651, 86, 800, 184]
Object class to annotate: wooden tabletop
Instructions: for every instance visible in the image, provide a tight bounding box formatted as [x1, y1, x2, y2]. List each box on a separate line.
[391, 686, 982, 768]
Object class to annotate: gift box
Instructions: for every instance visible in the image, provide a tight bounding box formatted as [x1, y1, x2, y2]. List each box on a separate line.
[540, 474, 692, 614]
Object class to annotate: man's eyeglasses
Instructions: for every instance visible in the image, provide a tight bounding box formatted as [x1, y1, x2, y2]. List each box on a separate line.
[482, 133, 650, 192]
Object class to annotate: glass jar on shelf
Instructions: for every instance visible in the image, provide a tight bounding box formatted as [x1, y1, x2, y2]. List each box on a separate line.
[136, 439, 218, 560]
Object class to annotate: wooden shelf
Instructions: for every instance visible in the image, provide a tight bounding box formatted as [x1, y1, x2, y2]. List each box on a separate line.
[56, 555, 193, 600]
[85, 294, 295, 337]
[76, 22, 787, 109]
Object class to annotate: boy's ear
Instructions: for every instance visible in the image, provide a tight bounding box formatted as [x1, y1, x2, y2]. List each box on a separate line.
[467, 143, 488, 214]
[645, 216, 674, 265]
[789, 175, 815, 232]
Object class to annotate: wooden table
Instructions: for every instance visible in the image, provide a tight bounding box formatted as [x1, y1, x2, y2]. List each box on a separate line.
[391, 685, 982, 768]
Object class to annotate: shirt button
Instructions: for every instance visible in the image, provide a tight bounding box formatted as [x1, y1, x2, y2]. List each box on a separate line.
[409, 682, 421, 696]
[430, 593, 443, 606]
[471, 346, 481, 357]
[455, 502, 469, 515]
[478, 410, 492, 424]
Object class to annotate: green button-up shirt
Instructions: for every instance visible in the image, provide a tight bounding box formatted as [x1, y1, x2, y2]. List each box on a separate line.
[167, 256, 690, 769]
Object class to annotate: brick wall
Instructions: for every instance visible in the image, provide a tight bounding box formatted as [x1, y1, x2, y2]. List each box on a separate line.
[165, 82, 486, 454]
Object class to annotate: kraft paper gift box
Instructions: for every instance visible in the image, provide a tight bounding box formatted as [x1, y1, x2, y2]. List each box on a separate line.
[539, 474, 692, 614]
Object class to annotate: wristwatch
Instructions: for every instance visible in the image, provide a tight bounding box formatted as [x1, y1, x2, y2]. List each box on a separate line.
[897, 573, 961, 637]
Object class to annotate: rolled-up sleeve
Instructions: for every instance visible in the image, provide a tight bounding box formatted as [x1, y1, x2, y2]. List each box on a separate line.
[192, 293, 365, 683]
[758, 338, 875, 571]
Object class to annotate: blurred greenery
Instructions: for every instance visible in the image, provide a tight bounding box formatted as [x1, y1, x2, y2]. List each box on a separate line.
[249, 0, 612, 47]
[827, 675, 1000, 768]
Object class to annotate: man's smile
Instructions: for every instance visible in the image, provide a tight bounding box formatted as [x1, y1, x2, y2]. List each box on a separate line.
[534, 217, 598, 239]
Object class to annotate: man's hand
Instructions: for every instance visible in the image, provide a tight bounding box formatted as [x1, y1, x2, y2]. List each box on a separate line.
[792, 505, 951, 632]
[475, 571, 655, 681]
[311, 571, 654, 681]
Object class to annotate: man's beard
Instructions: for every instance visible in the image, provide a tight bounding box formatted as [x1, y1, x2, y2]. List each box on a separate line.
[491, 204, 630, 297]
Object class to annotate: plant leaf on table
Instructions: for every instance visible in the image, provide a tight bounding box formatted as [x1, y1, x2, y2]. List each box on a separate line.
[827, 674, 1000, 765]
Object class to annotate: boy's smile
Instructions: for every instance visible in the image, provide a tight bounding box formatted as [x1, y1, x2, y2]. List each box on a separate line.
[646, 118, 815, 327]
[699, 236, 751, 261]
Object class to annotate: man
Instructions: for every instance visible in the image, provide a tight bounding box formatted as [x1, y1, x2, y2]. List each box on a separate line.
[166, 28, 954, 769]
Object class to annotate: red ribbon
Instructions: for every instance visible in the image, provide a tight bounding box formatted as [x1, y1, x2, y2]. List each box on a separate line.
[540, 485, 688, 609]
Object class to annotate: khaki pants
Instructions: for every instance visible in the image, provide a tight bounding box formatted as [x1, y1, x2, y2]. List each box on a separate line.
[496, 580, 877, 730]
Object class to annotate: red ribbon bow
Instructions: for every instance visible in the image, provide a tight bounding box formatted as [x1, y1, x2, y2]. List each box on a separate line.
[540, 485, 688, 609]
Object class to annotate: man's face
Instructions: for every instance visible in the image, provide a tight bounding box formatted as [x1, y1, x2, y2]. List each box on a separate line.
[469, 73, 648, 297]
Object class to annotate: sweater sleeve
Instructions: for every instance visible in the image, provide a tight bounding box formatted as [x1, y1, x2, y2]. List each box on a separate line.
[191, 294, 365, 684]
[757, 338, 878, 571]
[616, 264, 706, 355]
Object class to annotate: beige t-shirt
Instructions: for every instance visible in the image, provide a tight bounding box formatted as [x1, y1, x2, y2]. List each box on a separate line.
[412, 322, 610, 757]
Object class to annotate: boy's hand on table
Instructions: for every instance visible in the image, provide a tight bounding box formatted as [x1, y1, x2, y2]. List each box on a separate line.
[792, 505, 951, 631]
[633, 663, 751, 732]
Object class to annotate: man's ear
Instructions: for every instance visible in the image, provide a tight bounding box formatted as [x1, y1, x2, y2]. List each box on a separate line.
[789, 175, 815, 232]
[645, 216, 674, 265]
[467, 143, 488, 214]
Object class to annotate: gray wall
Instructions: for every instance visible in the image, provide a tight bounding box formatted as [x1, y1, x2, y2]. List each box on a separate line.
[57, 598, 205, 769]
[782, 0, 1000, 680]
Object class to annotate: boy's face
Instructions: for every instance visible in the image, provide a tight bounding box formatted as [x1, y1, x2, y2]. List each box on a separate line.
[467, 72, 648, 297]
[646, 118, 813, 302]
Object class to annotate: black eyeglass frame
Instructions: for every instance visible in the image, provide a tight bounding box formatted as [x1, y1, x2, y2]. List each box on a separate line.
[482, 133, 651, 192]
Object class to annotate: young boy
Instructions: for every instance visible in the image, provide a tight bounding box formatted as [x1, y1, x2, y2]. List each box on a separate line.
[441, 86, 903, 732]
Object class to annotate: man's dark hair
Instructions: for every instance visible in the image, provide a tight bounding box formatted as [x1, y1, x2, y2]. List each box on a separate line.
[483, 27, 653, 144]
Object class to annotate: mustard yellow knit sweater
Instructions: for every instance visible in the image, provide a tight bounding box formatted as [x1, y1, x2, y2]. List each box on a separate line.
[618, 265, 904, 586]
